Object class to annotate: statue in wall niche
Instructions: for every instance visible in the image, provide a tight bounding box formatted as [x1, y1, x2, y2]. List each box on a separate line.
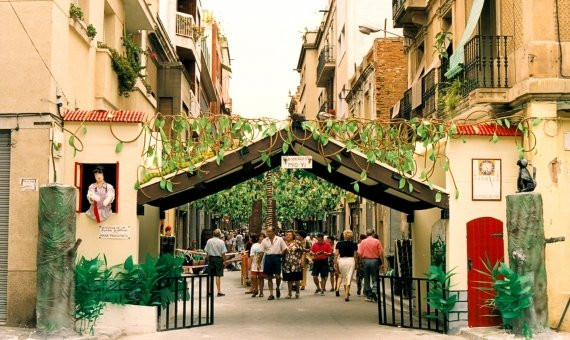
[86, 166, 115, 223]
[516, 158, 537, 193]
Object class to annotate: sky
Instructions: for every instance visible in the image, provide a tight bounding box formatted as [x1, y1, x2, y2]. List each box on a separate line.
[202, 0, 327, 121]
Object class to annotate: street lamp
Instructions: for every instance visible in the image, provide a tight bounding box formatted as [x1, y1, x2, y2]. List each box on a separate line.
[358, 25, 403, 38]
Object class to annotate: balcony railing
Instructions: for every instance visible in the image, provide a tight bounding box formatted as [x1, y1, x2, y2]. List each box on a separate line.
[316, 45, 335, 87]
[463, 35, 512, 91]
[176, 12, 194, 38]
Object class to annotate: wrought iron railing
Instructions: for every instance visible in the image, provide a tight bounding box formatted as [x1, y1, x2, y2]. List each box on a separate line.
[317, 45, 335, 80]
[463, 35, 512, 91]
[377, 275, 448, 333]
[157, 274, 214, 331]
[176, 12, 194, 38]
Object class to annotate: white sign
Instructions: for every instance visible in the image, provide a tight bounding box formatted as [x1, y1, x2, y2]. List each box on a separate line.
[19, 178, 38, 191]
[564, 132, 570, 151]
[281, 156, 313, 169]
[99, 226, 131, 240]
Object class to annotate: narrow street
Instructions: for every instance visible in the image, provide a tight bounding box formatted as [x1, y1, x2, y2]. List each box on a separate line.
[121, 271, 462, 340]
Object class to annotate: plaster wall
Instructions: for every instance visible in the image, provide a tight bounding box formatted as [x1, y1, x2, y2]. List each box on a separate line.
[0, 1, 55, 114]
[526, 101, 570, 330]
[6, 128, 50, 326]
[329, 0, 400, 118]
[138, 205, 160, 262]
[446, 136, 519, 290]
[63, 122, 144, 266]
[298, 47, 320, 120]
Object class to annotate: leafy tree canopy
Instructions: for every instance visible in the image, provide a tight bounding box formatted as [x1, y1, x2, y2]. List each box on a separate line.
[194, 168, 347, 224]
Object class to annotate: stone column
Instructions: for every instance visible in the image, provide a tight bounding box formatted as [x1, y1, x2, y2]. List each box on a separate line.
[506, 192, 548, 332]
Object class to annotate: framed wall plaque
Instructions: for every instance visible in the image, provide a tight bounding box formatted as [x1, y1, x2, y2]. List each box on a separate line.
[472, 159, 502, 201]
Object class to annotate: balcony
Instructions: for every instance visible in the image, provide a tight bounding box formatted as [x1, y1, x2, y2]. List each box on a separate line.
[316, 46, 335, 87]
[176, 12, 194, 38]
[174, 12, 198, 54]
[392, 0, 427, 28]
[124, 0, 154, 33]
[462, 35, 512, 92]
[318, 101, 335, 116]
[394, 35, 513, 120]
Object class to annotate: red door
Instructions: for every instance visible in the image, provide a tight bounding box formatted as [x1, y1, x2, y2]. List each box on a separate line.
[466, 217, 504, 327]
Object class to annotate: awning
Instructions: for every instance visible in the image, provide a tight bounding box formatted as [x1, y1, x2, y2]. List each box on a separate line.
[137, 127, 449, 214]
[64, 110, 146, 123]
[445, 0, 485, 79]
[456, 123, 519, 136]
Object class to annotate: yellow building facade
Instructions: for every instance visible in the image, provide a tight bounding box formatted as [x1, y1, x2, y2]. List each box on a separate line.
[393, 0, 570, 331]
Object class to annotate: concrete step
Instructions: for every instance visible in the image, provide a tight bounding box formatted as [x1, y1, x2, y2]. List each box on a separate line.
[460, 326, 570, 340]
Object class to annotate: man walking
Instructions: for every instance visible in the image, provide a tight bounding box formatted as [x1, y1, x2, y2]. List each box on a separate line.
[204, 228, 227, 297]
[310, 233, 332, 295]
[260, 226, 287, 300]
[358, 229, 383, 302]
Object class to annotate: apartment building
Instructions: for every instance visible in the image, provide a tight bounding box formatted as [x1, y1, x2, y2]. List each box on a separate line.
[392, 0, 570, 331]
[292, 1, 407, 253]
[346, 38, 407, 120]
[294, 0, 399, 120]
[0, 0, 231, 327]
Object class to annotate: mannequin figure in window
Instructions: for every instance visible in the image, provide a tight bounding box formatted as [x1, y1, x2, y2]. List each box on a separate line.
[86, 166, 115, 223]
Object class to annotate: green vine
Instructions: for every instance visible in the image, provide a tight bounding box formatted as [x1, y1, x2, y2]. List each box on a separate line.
[64, 110, 544, 200]
[99, 34, 145, 97]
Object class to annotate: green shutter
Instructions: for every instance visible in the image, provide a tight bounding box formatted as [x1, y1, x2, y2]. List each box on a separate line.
[445, 0, 486, 79]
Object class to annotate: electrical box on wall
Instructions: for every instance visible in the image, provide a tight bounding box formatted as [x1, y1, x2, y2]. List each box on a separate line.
[564, 132, 570, 151]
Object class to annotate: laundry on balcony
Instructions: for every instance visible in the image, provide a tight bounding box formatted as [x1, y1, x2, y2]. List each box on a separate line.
[391, 100, 401, 119]
[444, 0, 485, 79]
[411, 79, 422, 110]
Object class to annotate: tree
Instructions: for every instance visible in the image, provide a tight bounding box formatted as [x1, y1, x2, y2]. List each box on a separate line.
[194, 169, 346, 227]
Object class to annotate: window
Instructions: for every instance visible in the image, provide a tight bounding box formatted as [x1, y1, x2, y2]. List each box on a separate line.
[74, 162, 119, 214]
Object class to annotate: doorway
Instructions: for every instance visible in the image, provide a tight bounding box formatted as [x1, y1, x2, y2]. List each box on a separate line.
[466, 217, 504, 327]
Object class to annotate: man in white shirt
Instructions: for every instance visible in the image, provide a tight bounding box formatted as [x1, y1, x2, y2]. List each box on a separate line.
[204, 228, 227, 297]
[260, 226, 287, 300]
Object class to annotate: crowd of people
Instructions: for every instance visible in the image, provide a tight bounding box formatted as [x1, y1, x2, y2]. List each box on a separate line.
[203, 226, 385, 302]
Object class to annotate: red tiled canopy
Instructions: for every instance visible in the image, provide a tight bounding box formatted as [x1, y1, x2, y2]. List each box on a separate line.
[456, 123, 518, 136]
[64, 110, 146, 123]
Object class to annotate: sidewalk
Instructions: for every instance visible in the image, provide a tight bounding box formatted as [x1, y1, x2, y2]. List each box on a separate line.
[121, 270, 462, 340]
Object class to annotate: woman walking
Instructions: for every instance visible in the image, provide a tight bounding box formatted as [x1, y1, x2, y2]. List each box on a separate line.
[282, 230, 305, 299]
[327, 236, 338, 292]
[334, 230, 358, 301]
[249, 233, 265, 297]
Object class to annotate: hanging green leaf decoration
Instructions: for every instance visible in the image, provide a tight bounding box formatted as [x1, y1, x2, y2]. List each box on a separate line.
[399, 177, 406, 189]
[115, 141, 124, 153]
